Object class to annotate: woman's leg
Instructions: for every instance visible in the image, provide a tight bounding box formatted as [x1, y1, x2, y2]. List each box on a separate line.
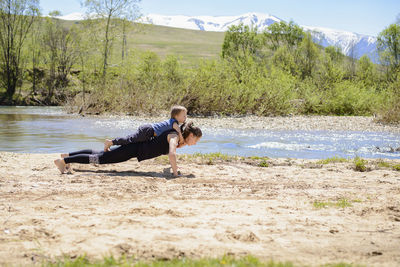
[63, 154, 92, 164]
[55, 143, 139, 174]
[64, 144, 139, 165]
[98, 143, 139, 164]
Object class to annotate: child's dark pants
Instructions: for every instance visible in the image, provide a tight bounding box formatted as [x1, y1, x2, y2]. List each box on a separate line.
[112, 124, 154, 145]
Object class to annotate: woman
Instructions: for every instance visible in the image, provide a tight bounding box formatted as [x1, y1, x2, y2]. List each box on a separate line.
[54, 122, 202, 177]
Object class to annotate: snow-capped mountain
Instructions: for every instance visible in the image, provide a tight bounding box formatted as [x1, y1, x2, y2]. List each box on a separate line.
[138, 12, 282, 32]
[58, 12, 85, 21]
[302, 25, 378, 61]
[60, 12, 378, 61]
[140, 13, 378, 61]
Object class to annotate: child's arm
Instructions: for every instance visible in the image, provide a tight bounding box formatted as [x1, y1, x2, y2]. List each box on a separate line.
[172, 122, 184, 145]
[168, 134, 180, 176]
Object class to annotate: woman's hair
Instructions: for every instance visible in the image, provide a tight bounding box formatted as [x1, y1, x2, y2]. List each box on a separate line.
[170, 105, 187, 119]
[181, 121, 202, 139]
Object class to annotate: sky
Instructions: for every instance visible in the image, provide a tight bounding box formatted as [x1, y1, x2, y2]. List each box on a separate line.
[40, 0, 399, 37]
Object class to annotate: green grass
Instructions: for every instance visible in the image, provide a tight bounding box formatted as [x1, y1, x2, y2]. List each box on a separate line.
[41, 255, 363, 267]
[353, 157, 368, 172]
[258, 160, 269, 167]
[249, 156, 270, 161]
[393, 164, 400, 171]
[155, 153, 273, 167]
[377, 160, 400, 171]
[246, 156, 270, 167]
[313, 198, 356, 209]
[377, 161, 392, 168]
[185, 152, 242, 165]
[181, 153, 272, 167]
[129, 24, 224, 66]
[316, 156, 348, 164]
[154, 153, 242, 165]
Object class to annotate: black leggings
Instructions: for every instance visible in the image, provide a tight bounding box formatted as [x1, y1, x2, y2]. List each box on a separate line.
[64, 143, 139, 165]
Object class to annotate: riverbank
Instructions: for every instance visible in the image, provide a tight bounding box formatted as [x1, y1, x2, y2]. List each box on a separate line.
[1, 152, 399, 266]
[128, 114, 400, 133]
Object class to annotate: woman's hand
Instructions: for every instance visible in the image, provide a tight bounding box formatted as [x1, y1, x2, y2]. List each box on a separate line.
[172, 170, 182, 177]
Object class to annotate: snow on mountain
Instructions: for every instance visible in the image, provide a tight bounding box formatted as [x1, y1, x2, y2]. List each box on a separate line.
[60, 12, 378, 61]
[302, 25, 378, 61]
[58, 12, 85, 21]
[138, 12, 282, 32]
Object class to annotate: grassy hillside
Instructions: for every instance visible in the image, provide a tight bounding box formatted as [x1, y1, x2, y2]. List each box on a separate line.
[64, 20, 225, 65]
[129, 23, 225, 64]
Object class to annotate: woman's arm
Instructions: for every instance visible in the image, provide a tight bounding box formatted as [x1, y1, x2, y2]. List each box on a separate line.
[167, 134, 179, 176]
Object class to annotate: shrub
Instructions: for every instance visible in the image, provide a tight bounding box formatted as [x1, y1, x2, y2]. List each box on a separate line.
[354, 157, 368, 172]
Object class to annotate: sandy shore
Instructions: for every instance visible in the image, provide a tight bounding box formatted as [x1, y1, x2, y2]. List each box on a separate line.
[1, 152, 400, 266]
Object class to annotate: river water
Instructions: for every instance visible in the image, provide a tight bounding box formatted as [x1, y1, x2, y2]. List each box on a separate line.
[1, 106, 399, 159]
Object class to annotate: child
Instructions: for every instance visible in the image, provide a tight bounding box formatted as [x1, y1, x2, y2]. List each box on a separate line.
[104, 105, 187, 151]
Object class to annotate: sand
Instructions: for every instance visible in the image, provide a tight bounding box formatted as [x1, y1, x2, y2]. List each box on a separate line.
[0, 152, 399, 266]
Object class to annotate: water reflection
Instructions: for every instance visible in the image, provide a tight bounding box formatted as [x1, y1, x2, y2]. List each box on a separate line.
[0, 106, 399, 159]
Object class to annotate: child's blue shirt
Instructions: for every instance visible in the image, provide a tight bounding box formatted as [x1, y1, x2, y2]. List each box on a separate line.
[152, 118, 178, 136]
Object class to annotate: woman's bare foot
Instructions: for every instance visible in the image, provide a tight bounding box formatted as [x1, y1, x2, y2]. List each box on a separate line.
[104, 139, 113, 152]
[54, 159, 66, 174]
[60, 154, 72, 172]
[65, 164, 74, 174]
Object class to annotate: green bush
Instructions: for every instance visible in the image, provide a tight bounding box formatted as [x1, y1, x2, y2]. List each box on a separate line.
[354, 157, 368, 172]
[376, 74, 400, 124]
[63, 46, 397, 120]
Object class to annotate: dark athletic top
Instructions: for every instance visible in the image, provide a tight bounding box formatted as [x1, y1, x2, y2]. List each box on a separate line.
[136, 129, 178, 162]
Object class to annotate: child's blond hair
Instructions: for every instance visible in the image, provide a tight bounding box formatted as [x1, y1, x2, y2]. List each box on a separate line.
[170, 105, 187, 119]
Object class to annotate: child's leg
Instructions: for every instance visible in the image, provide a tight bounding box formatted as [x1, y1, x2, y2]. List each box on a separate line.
[61, 149, 98, 158]
[112, 124, 154, 145]
[66, 149, 99, 157]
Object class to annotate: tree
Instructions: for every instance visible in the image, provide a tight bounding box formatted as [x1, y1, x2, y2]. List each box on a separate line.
[83, 0, 141, 78]
[263, 21, 304, 51]
[121, 18, 129, 61]
[0, 0, 39, 100]
[222, 23, 261, 59]
[272, 45, 298, 76]
[325, 46, 344, 64]
[297, 33, 319, 79]
[42, 11, 78, 102]
[356, 55, 375, 86]
[27, 14, 42, 96]
[347, 40, 358, 79]
[377, 23, 400, 79]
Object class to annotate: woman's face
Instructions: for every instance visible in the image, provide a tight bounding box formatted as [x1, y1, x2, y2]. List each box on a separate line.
[185, 133, 200, 146]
